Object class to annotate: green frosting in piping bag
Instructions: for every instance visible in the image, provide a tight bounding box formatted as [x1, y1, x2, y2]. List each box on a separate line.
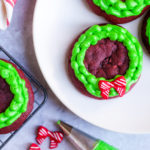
[71, 24, 143, 98]
[0, 60, 29, 128]
[93, 140, 118, 150]
[146, 17, 150, 45]
[92, 0, 150, 18]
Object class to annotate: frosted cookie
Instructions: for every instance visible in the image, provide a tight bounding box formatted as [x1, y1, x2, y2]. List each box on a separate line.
[0, 59, 34, 134]
[68, 24, 143, 99]
[86, 0, 150, 24]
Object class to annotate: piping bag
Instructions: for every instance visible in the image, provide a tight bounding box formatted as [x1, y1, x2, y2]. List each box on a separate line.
[57, 120, 118, 150]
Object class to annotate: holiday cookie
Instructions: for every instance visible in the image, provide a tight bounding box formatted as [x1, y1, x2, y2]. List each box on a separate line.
[142, 10, 150, 53]
[68, 24, 143, 100]
[0, 59, 34, 134]
[86, 0, 150, 24]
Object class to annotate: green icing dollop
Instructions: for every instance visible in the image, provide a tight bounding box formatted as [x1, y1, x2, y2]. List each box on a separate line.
[0, 60, 29, 129]
[94, 140, 118, 150]
[146, 17, 150, 45]
[92, 0, 150, 18]
[71, 24, 143, 98]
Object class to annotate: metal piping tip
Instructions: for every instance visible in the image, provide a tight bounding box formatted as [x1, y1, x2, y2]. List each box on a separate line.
[57, 120, 118, 150]
[57, 120, 72, 136]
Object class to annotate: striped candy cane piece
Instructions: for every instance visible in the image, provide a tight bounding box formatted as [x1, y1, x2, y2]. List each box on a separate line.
[49, 131, 64, 143]
[0, 0, 16, 30]
[112, 76, 126, 97]
[49, 131, 64, 149]
[36, 126, 64, 149]
[49, 139, 58, 149]
[29, 143, 40, 150]
[36, 126, 49, 145]
[98, 81, 114, 99]
[99, 76, 126, 99]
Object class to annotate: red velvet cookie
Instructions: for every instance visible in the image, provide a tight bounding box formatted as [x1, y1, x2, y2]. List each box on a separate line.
[142, 10, 150, 53]
[0, 59, 34, 134]
[68, 24, 143, 100]
[86, 0, 150, 24]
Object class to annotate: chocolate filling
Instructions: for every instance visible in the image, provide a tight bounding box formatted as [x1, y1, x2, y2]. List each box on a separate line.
[0, 77, 14, 113]
[84, 38, 129, 79]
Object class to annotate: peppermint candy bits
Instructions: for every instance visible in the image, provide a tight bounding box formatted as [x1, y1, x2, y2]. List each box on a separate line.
[29, 143, 40, 150]
[29, 126, 64, 150]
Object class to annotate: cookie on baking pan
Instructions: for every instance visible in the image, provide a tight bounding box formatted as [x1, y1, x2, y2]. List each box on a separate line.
[0, 59, 34, 134]
[68, 24, 143, 100]
[86, 0, 150, 24]
[142, 10, 150, 53]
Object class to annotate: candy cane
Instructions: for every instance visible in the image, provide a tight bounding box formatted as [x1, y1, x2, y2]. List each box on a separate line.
[0, 0, 16, 30]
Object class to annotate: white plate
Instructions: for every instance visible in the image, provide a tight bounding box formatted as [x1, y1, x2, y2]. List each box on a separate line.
[33, 0, 150, 133]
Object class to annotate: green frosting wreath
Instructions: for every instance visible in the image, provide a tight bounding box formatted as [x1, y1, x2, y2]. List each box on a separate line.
[146, 17, 150, 45]
[0, 60, 29, 129]
[93, 0, 150, 18]
[71, 24, 143, 98]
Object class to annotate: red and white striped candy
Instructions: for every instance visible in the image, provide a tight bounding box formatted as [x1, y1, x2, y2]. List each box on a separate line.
[49, 139, 58, 149]
[29, 143, 40, 150]
[99, 76, 126, 99]
[112, 76, 126, 97]
[36, 126, 64, 149]
[49, 131, 64, 143]
[49, 131, 64, 149]
[0, 0, 16, 30]
[36, 126, 49, 145]
[98, 81, 114, 99]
